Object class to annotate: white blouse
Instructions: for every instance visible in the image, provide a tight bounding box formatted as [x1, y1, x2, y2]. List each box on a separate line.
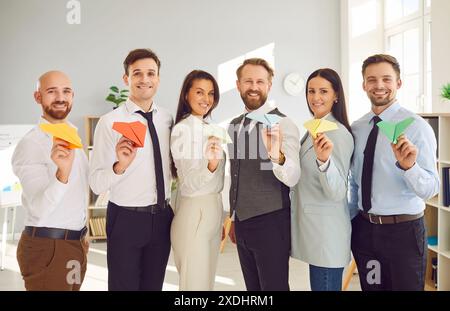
[170, 114, 225, 197]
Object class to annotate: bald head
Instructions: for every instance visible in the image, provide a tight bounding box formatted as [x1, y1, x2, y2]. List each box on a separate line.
[36, 71, 72, 91]
[34, 71, 74, 123]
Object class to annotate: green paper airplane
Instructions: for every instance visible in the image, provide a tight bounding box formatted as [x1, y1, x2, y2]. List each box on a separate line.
[376, 117, 415, 144]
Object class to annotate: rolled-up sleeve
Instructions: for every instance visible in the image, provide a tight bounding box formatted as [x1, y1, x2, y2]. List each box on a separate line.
[12, 137, 68, 220]
[272, 118, 301, 187]
[88, 116, 123, 195]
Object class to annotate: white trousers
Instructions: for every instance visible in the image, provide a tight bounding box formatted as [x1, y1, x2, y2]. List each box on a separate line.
[170, 193, 223, 291]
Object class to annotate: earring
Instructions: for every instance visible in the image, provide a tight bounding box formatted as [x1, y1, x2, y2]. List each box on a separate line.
[334, 99, 338, 104]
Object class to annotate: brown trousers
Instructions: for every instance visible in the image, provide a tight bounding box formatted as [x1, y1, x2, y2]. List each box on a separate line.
[16, 232, 88, 291]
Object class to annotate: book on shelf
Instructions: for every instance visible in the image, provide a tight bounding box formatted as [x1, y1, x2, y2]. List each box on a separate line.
[431, 257, 438, 288]
[443, 167, 449, 207]
[89, 216, 106, 237]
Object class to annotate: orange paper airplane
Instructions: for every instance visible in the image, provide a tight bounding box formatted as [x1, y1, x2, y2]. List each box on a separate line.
[112, 121, 147, 147]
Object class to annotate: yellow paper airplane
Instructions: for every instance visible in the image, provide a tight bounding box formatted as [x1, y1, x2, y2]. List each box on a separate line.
[303, 119, 338, 139]
[39, 123, 83, 149]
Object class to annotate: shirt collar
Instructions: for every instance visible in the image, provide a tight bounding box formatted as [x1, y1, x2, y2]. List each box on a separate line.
[320, 112, 332, 120]
[366, 100, 400, 125]
[187, 113, 206, 125]
[125, 98, 158, 114]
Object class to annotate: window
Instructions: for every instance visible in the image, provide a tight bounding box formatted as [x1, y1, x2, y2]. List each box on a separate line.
[384, 0, 432, 112]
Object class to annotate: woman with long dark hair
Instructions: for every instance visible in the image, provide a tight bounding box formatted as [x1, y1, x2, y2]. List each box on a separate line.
[170, 70, 225, 290]
[291, 68, 354, 291]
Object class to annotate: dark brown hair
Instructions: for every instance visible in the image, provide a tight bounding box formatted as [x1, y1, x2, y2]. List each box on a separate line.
[123, 48, 161, 75]
[306, 68, 352, 135]
[171, 70, 220, 178]
[362, 54, 401, 79]
[236, 58, 274, 82]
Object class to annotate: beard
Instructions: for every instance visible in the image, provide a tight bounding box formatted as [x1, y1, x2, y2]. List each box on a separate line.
[367, 89, 396, 107]
[368, 95, 395, 107]
[240, 90, 268, 111]
[43, 101, 72, 120]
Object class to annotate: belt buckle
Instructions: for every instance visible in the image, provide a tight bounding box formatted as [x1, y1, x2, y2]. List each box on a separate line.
[368, 213, 382, 224]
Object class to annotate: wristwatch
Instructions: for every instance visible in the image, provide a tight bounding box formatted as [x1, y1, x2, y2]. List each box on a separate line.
[269, 151, 286, 165]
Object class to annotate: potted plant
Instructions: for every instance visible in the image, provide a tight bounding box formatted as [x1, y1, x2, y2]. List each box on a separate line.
[106, 86, 129, 109]
[441, 83, 450, 101]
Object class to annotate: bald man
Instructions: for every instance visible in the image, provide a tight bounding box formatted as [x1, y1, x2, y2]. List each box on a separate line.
[12, 71, 89, 291]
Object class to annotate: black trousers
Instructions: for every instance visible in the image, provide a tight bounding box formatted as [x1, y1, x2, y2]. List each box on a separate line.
[106, 201, 173, 291]
[235, 208, 291, 291]
[351, 213, 427, 291]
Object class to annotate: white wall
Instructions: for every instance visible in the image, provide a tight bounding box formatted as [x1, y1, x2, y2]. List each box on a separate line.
[431, 0, 450, 112]
[0, 0, 341, 139]
[0, 0, 341, 233]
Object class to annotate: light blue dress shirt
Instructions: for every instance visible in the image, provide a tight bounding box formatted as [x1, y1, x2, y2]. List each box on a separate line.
[348, 101, 439, 218]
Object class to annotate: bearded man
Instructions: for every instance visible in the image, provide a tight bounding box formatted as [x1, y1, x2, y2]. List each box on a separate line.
[226, 58, 300, 291]
[12, 71, 89, 291]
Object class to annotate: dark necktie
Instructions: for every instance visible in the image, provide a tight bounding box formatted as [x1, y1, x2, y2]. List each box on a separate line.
[361, 116, 381, 212]
[136, 110, 165, 207]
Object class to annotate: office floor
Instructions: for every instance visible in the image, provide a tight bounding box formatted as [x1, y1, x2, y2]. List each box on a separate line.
[0, 237, 361, 291]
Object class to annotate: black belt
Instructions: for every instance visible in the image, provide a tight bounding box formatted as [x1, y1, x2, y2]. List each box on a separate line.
[120, 199, 171, 214]
[359, 210, 424, 225]
[24, 226, 87, 240]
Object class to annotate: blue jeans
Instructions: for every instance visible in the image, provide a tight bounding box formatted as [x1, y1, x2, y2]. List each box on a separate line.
[309, 264, 344, 291]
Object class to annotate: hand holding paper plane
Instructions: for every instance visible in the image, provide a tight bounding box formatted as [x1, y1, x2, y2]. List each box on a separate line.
[376, 117, 415, 144]
[246, 111, 283, 127]
[112, 121, 147, 147]
[204, 124, 232, 144]
[39, 123, 83, 149]
[303, 119, 338, 139]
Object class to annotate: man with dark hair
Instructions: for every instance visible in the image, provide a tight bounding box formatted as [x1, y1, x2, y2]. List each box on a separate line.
[227, 58, 300, 290]
[349, 54, 439, 290]
[89, 48, 173, 290]
[12, 71, 89, 290]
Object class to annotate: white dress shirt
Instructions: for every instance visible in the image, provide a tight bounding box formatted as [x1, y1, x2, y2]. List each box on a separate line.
[89, 99, 173, 207]
[11, 118, 88, 230]
[237, 102, 300, 187]
[170, 114, 225, 197]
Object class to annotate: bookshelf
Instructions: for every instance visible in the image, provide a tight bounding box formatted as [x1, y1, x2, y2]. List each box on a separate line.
[420, 113, 450, 291]
[84, 116, 107, 241]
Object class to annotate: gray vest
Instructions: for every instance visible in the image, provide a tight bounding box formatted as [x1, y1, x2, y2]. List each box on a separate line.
[228, 108, 290, 221]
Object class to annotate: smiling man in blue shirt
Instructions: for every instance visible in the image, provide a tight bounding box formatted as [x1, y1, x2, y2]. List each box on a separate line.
[349, 54, 439, 291]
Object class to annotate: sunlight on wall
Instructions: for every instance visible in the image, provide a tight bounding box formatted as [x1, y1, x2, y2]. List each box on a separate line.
[217, 43, 275, 94]
[351, 0, 378, 38]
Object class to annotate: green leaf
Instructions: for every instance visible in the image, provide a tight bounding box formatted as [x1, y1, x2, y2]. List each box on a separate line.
[120, 89, 129, 94]
[110, 86, 119, 93]
[441, 83, 450, 100]
[106, 94, 118, 103]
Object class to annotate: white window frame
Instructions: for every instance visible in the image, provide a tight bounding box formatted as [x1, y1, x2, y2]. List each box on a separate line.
[383, 0, 431, 112]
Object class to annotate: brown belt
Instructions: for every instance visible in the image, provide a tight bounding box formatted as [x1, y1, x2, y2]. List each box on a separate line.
[359, 210, 424, 225]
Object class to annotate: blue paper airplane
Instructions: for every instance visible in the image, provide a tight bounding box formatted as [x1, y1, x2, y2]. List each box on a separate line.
[246, 111, 283, 127]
